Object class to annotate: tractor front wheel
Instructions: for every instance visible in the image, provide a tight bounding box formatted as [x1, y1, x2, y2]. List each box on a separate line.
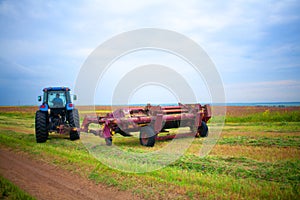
[139, 126, 156, 147]
[35, 111, 48, 143]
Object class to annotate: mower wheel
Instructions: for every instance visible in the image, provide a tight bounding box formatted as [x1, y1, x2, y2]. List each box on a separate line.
[105, 137, 113, 146]
[115, 127, 132, 137]
[35, 111, 48, 143]
[197, 121, 208, 137]
[139, 126, 156, 147]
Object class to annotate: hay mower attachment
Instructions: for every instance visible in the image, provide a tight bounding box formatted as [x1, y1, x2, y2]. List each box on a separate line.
[81, 103, 211, 147]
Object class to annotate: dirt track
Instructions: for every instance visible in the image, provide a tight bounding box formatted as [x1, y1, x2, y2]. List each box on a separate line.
[0, 149, 140, 200]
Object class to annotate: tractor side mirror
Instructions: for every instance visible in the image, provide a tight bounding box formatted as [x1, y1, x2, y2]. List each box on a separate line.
[73, 95, 77, 101]
[38, 96, 42, 102]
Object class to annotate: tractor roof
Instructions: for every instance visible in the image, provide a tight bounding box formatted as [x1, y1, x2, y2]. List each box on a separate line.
[43, 87, 71, 92]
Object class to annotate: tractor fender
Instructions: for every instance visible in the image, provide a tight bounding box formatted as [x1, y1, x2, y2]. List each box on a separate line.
[39, 104, 48, 112]
[66, 103, 74, 111]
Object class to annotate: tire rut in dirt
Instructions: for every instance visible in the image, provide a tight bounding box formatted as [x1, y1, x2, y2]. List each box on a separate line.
[0, 149, 139, 200]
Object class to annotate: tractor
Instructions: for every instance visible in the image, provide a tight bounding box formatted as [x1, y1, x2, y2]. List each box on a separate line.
[35, 87, 80, 143]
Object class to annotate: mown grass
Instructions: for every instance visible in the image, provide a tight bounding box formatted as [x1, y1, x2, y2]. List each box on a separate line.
[218, 135, 300, 147]
[0, 107, 299, 199]
[0, 175, 36, 200]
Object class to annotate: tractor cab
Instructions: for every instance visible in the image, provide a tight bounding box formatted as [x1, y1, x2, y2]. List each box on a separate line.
[38, 87, 76, 111]
[48, 91, 66, 108]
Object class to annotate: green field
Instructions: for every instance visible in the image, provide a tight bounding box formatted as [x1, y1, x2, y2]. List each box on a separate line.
[0, 175, 35, 200]
[0, 107, 299, 199]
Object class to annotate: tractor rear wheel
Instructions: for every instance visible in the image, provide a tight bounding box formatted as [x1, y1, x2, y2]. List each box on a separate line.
[139, 126, 156, 147]
[197, 121, 208, 137]
[35, 111, 48, 143]
[69, 109, 80, 141]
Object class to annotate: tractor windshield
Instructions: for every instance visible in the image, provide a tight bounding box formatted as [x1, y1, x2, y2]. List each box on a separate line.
[47, 91, 66, 108]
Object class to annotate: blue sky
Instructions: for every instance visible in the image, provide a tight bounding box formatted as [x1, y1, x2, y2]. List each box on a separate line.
[0, 0, 299, 105]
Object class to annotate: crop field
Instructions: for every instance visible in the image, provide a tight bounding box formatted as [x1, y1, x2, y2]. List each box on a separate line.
[0, 106, 299, 199]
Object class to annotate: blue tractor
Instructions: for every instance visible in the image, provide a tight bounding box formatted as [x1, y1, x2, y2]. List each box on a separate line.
[35, 87, 80, 143]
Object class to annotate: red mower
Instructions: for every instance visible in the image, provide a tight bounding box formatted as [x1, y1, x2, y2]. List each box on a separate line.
[81, 103, 211, 147]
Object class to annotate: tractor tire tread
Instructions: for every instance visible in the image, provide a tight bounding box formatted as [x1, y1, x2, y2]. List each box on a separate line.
[69, 109, 80, 140]
[35, 111, 48, 143]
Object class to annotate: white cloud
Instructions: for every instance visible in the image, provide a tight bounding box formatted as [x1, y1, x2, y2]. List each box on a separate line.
[0, 0, 299, 104]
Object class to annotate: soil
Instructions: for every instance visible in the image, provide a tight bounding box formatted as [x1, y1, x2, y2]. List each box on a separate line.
[0, 148, 140, 200]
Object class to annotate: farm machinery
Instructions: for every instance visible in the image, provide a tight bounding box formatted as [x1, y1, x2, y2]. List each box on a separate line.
[81, 103, 211, 146]
[35, 87, 80, 143]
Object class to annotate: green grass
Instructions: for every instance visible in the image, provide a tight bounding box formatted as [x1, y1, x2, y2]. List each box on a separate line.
[0, 111, 34, 119]
[222, 122, 300, 133]
[225, 110, 300, 123]
[0, 109, 300, 199]
[170, 155, 300, 184]
[0, 175, 36, 200]
[0, 130, 299, 199]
